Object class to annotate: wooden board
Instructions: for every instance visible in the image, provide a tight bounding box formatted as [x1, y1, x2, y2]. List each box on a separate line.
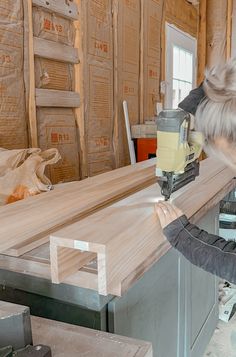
[31, 316, 153, 357]
[35, 89, 80, 107]
[227, 0, 233, 59]
[28, 0, 38, 147]
[74, 2, 88, 178]
[0, 159, 156, 255]
[197, 0, 207, 85]
[165, 0, 198, 38]
[81, 0, 115, 176]
[50, 158, 236, 296]
[34, 37, 79, 64]
[0, 160, 235, 295]
[206, 0, 227, 67]
[32, 0, 79, 20]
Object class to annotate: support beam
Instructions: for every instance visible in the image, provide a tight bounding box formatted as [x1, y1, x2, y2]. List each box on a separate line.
[32, 0, 78, 20]
[27, 0, 38, 147]
[197, 0, 207, 85]
[35, 89, 80, 107]
[34, 37, 79, 64]
[227, 0, 233, 59]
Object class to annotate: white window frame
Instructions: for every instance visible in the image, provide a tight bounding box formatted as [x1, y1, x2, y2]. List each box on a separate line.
[165, 23, 197, 109]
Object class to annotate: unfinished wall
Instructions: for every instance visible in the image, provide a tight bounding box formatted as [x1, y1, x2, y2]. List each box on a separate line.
[113, 0, 141, 167]
[0, 0, 28, 149]
[232, 0, 236, 57]
[32, 3, 80, 183]
[142, 0, 164, 123]
[79, 0, 115, 177]
[0, 0, 201, 179]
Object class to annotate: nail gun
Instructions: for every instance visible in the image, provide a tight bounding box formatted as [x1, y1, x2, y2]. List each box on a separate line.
[156, 109, 203, 201]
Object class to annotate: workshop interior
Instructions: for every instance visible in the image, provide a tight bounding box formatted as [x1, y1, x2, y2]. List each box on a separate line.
[0, 1, 236, 356]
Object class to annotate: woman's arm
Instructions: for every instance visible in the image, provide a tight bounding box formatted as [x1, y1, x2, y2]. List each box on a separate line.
[155, 202, 236, 284]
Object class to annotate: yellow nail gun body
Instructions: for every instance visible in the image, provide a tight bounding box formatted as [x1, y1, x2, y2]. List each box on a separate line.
[156, 109, 203, 200]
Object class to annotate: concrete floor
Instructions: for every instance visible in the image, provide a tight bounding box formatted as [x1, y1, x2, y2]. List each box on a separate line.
[204, 313, 236, 357]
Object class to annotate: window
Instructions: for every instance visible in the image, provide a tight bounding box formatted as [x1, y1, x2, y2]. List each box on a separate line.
[165, 24, 196, 109]
[172, 46, 193, 108]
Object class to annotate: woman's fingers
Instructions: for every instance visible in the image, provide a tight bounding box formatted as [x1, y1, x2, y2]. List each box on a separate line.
[155, 204, 166, 227]
[155, 201, 184, 229]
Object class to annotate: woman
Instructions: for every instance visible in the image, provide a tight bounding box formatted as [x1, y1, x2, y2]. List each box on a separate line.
[155, 59, 236, 283]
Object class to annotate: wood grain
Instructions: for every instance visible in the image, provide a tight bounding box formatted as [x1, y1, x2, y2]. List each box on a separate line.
[50, 158, 235, 295]
[27, 0, 38, 147]
[0, 160, 235, 295]
[74, 2, 88, 178]
[35, 89, 80, 107]
[227, 0, 233, 59]
[34, 37, 79, 64]
[197, 0, 207, 85]
[0, 159, 156, 255]
[32, 0, 78, 20]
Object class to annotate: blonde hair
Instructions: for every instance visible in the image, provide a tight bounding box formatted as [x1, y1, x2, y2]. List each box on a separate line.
[195, 59, 236, 169]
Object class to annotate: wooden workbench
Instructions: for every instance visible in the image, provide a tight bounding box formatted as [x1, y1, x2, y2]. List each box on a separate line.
[0, 158, 235, 357]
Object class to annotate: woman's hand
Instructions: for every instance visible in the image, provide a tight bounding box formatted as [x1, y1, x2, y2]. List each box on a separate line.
[155, 202, 183, 229]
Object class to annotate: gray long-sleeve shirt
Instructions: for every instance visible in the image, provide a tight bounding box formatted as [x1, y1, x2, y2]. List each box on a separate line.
[164, 215, 236, 283]
[164, 83, 236, 282]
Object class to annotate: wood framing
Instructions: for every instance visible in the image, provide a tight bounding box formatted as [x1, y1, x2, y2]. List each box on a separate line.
[32, 0, 79, 20]
[27, 0, 38, 147]
[50, 158, 235, 296]
[35, 89, 80, 107]
[74, 0, 88, 178]
[34, 37, 79, 64]
[197, 0, 207, 85]
[227, 0, 233, 59]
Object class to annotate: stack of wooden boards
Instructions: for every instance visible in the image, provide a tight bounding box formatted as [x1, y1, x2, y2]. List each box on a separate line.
[0, 158, 235, 296]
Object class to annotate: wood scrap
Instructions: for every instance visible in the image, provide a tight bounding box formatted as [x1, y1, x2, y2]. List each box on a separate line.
[50, 158, 235, 296]
[35, 89, 80, 108]
[34, 37, 79, 64]
[0, 159, 156, 255]
[32, 0, 79, 20]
